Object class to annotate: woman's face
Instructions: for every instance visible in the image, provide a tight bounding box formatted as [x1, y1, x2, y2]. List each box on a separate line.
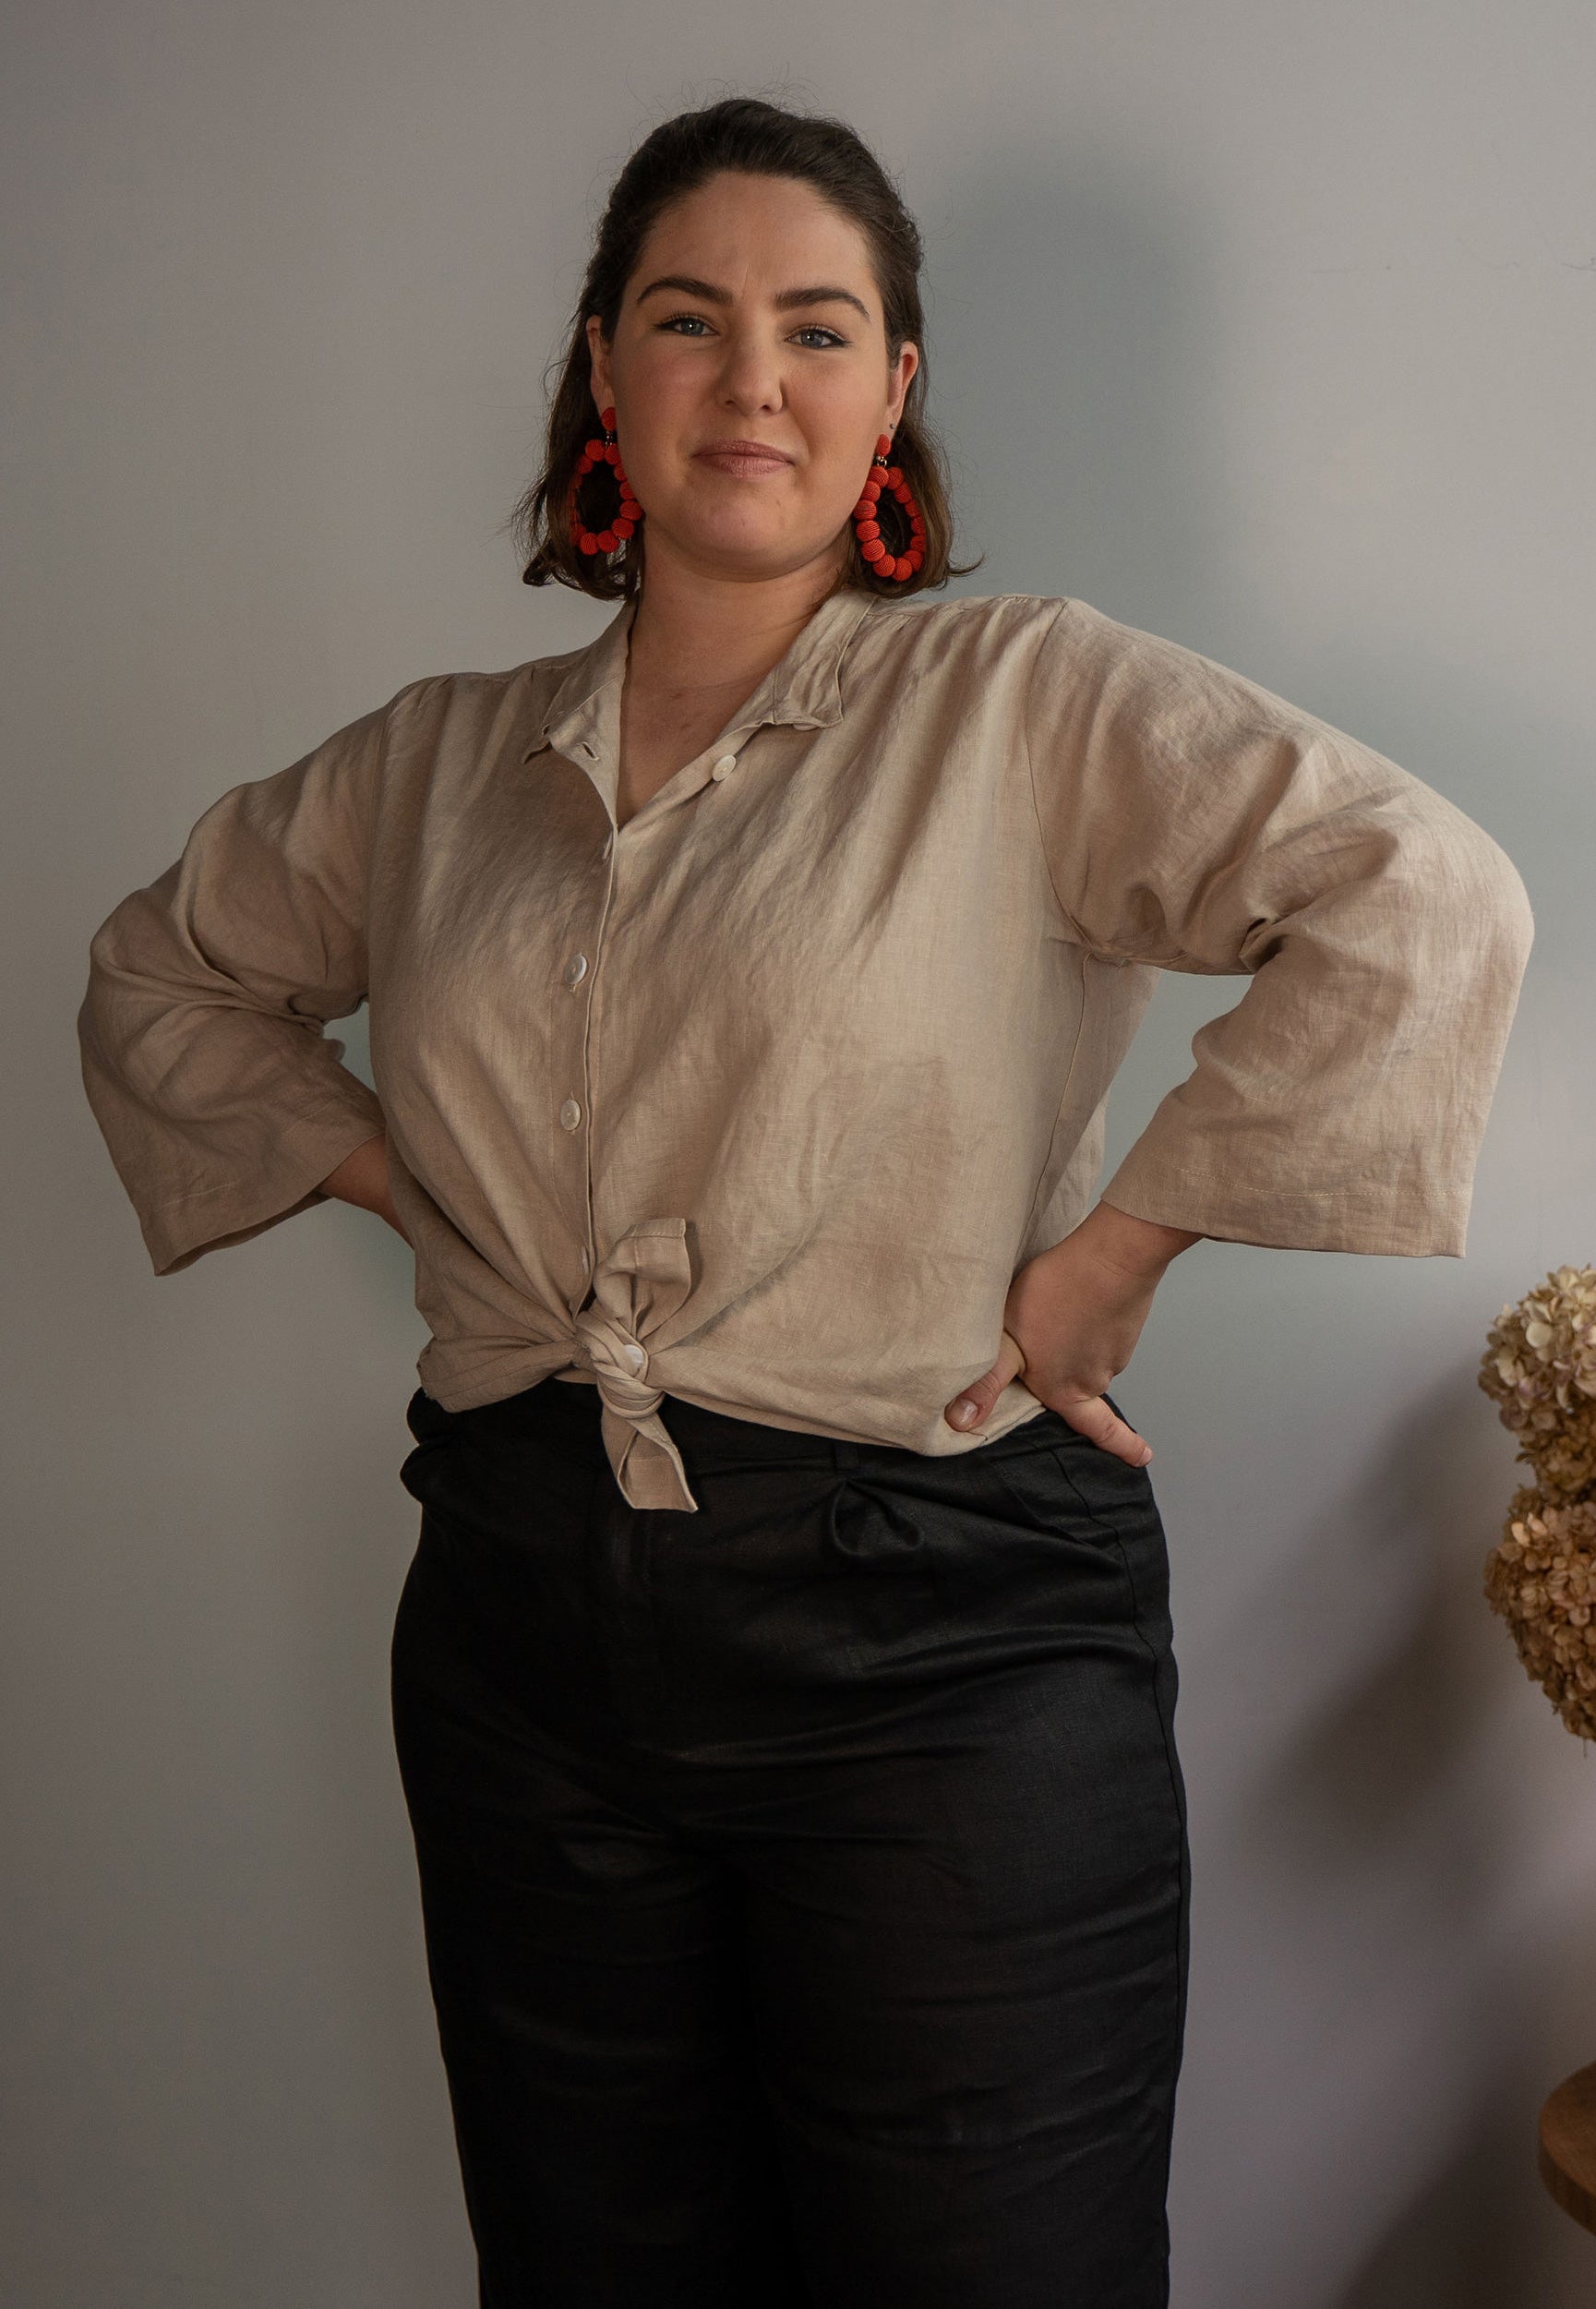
[586, 171, 919, 587]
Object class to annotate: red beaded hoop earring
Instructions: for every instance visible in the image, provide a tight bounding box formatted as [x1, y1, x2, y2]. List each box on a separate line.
[852, 431, 925, 583]
[568, 405, 643, 559]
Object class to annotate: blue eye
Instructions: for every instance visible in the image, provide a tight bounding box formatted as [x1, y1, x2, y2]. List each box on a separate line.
[656, 316, 847, 348]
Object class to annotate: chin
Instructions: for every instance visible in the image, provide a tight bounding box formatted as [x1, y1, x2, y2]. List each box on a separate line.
[688, 524, 805, 569]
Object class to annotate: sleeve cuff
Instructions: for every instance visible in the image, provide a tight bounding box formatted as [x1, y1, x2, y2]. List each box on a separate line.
[1098, 1157, 1470, 1258]
[142, 1088, 389, 1276]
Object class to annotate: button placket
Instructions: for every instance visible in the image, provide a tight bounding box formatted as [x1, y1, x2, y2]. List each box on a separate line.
[567, 817, 618, 1296]
[557, 929, 591, 1137]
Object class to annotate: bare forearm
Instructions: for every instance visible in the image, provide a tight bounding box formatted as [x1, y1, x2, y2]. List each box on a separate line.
[1085, 1197, 1204, 1276]
[319, 1130, 410, 1243]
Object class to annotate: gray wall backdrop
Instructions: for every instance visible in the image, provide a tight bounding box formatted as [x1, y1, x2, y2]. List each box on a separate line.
[6, 3, 1594, 2302]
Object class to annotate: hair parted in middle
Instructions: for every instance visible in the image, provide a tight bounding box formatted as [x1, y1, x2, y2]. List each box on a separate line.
[510, 93, 981, 604]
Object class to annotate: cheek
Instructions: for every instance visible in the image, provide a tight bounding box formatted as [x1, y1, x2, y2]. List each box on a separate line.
[810, 439, 875, 524]
[798, 384, 880, 492]
[612, 349, 695, 472]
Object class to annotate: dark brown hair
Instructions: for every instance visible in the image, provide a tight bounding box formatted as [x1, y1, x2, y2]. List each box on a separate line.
[510, 94, 980, 602]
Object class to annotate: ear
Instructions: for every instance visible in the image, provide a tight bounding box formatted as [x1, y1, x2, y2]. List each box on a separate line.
[888, 340, 920, 430]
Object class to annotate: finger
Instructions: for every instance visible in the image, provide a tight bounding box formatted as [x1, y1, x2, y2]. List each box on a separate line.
[1054, 1392, 1153, 1467]
[944, 1329, 1027, 1431]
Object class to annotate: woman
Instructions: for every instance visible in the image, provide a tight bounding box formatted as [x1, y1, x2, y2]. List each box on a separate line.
[78, 95, 1533, 2309]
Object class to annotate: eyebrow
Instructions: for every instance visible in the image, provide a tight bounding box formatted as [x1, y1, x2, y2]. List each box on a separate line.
[633, 273, 872, 322]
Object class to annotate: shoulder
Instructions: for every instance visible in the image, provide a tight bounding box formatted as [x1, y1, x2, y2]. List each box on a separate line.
[837, 592, 1074, 709]
[347, 656, 557, 774]
[839, 590, 1302, 726]
[1026, 597, 1346, 745]
[852, 589, 1068, 657]
[839, 589, 1290, 702]
[377, 658, 537, 729]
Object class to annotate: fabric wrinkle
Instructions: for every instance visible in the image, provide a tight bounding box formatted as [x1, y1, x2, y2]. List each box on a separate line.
[570, 1215, 700, 1511]
[75, 586, 1535, 1510]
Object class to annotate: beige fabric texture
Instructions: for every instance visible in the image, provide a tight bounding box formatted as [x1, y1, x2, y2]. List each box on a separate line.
[78, 586, 1535, 1511]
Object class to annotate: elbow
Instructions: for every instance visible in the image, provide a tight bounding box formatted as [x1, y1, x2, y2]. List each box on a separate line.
[77, 936, 117, 1068]
[78, 896, 170, 1088]
[79, 913, 135, 1059]
[1377, 818, 1535, 1045]
[1468, 831, 1535, 982]
[1405, 804, 1534, 987]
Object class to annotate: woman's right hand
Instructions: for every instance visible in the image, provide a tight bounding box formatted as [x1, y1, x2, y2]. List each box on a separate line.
[318, 1130, 411, 1245]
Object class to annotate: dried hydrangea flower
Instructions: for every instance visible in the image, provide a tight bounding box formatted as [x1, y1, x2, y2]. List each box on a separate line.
[1477, 1264, 1596, 1497]
[1482, 1484, 1596, 1743]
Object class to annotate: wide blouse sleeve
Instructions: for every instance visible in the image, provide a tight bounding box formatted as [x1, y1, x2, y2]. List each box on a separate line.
[76, 692, 405, 1276]
[1024, 599, 1536, 1256]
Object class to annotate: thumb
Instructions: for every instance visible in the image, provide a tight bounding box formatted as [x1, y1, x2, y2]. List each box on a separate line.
[945, 1328, 1027, 1433]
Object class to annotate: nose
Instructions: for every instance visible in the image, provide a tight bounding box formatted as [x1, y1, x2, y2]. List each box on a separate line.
[714, 326, 785, 416]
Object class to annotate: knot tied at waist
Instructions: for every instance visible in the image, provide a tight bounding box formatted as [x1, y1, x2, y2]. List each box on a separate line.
[569, 1217, 700, 1510]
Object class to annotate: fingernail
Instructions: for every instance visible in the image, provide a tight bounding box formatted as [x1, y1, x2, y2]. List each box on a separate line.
[949, 1398, 979, 1429]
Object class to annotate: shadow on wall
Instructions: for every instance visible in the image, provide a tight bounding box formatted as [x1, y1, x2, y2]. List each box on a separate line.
[1223, 1370, 1591, 2307]
[1338, 2095, 1562, 2309]
[920, 145, 1217, 639]
[924, 140, 1584, 2307]
[926, 148, 1576, 973]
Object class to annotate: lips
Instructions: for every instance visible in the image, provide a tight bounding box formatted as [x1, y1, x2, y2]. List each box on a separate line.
[694, 442, 794, 474]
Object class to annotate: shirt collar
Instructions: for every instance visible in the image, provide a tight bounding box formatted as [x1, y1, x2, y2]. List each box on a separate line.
[519, 584, 881, 776]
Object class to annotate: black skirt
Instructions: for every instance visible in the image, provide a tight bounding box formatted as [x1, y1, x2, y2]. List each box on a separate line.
[390, 1373, 1190, 2309]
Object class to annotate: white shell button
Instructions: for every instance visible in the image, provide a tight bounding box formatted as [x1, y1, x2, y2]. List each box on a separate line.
[558, 1098, 582, 1130]
[711, 752, 737, 781]
[563, 953, 588, 989]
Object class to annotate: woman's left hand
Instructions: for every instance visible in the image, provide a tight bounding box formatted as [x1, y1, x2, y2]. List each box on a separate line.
[942, 1202, 1202, 1466]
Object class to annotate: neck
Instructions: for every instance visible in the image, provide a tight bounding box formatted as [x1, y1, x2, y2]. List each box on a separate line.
[625, 537, 849, 704]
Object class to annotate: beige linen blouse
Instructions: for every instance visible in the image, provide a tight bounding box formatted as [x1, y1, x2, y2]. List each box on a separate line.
[78, 586, 1535, 1511]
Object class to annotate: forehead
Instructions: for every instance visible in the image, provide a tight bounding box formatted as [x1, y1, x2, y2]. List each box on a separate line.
[630, 173, 877, 299]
